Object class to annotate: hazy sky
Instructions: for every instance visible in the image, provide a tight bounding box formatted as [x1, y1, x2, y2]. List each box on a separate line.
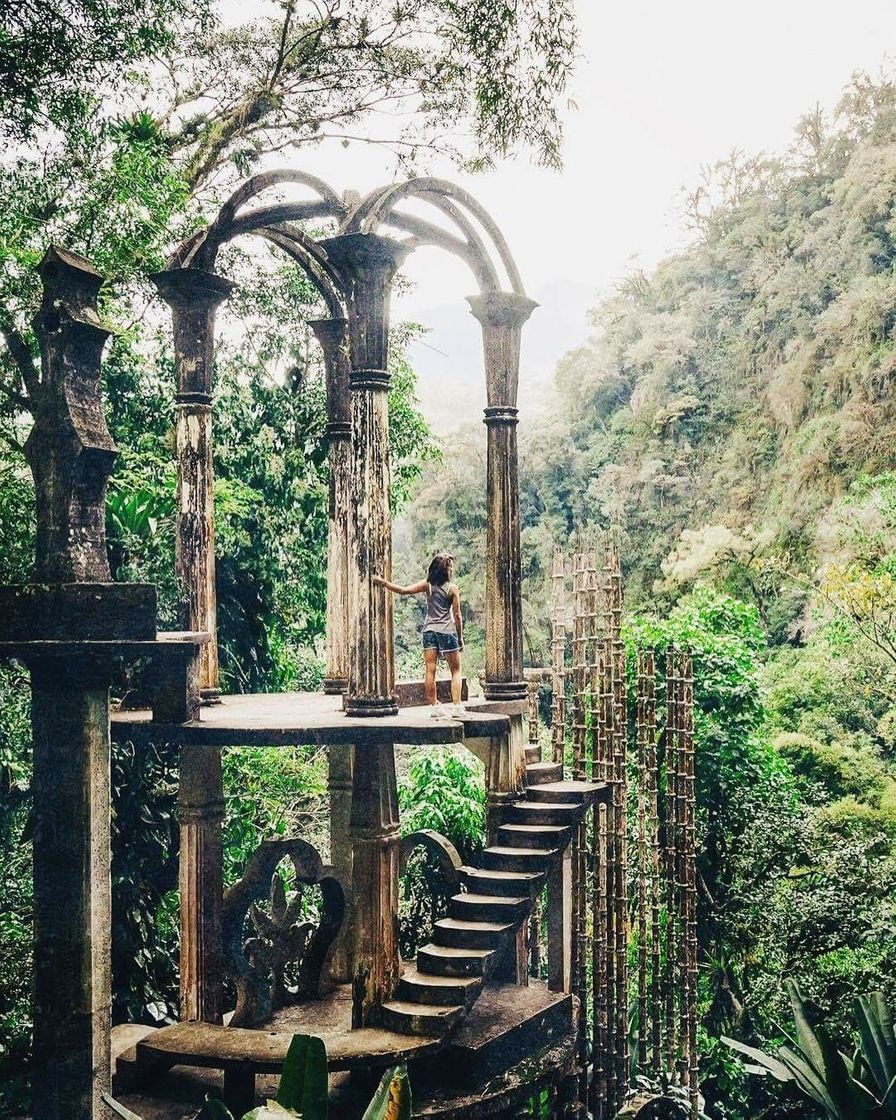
[301, 0, 896, 325]
[217, 1, 896, 424]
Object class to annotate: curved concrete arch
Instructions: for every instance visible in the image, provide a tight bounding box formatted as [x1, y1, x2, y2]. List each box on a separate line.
[344, 177, 525, 296]
[180, 170, 346, 272]
[254, 225, 345, 319]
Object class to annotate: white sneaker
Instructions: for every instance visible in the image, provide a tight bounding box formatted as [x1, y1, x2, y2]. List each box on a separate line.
[430, 704, 448, 718]
[448, 704, 466, 718]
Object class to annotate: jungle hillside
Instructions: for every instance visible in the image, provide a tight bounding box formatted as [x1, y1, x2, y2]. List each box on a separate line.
[2, 0, 896, 1115]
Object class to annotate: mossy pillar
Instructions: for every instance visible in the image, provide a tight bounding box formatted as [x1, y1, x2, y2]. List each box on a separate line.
[310, 316, 355, 981]
[15, 248, 117, 1120]
[468, 292, 537, 701]
[348, 743, 400, 1025]
[320, 233, 409, 718]
[152, 268, 235, 701]
[310, 316, 352, 696]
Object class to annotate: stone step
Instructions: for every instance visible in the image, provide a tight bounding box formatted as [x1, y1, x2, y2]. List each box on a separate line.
[525, 760, 564, 785]
[526, 779, 608, 804]
[380, 998, 464, 1036]
[397, 967, 482, 1007]
[448, 892, 530, 923]
[417, 943, 496, 977]
[459, 865, 545, 897]
[497, 823, 570, 851]
[509, 800, 584, 826]
[433, 917, 515, 951]
[481, 845, 554, 873]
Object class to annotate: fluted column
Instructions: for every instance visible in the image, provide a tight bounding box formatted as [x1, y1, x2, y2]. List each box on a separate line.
[468, 292, 537, 701]
[348, 743, 400, 1025]
[320, 234, 409, 718]
[311, 317, 355, 981]
[310, 317, 351, 695]
[152, 268, 234, 701]
[177, 747, 225, 1023]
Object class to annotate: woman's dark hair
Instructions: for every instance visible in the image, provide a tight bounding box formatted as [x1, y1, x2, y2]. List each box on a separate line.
[427, 552, 453, 586]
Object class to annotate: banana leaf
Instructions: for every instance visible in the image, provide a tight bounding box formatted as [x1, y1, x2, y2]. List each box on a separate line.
[361, 1065, 412, 1120]
[275, 1033, 328, 1120]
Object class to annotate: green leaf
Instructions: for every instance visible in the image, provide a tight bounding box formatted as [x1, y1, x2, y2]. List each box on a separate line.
[721, 1035, 795, 1082]
[276, 1033, 328, 1120]
[101, 1094, 147, 1120]
[194, 1096, 237, 1120]
[361, 1065, 412, 1120]
[856, 992, 896, 1115]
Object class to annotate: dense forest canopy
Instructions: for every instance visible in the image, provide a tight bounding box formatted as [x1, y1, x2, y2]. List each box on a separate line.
[399, 68, 896, 1119]
[4, 0, 896, 1113]
[0, 0, 575, 1110]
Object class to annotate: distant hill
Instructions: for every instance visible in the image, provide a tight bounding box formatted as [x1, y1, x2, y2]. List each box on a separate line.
[400, 70, 896, 653]
[404, 278, 593, 435]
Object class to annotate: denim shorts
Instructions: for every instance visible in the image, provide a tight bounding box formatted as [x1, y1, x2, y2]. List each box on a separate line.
[422, 630, 460, 654]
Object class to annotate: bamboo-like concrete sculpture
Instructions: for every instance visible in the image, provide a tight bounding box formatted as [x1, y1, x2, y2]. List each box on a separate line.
[539, 545, 701, 1120]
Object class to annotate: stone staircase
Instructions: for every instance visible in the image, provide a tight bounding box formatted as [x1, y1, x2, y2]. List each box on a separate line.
[380, 742, 605, 1036]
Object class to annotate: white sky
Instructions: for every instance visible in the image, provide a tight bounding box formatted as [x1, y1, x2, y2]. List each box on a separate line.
[299, 0, 896, 322]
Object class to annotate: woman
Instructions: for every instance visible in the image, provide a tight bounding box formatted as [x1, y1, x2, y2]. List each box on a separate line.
[373, 553, 464, 716]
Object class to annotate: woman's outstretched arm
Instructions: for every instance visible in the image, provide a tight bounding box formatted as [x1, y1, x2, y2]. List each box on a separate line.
[372, 576, 429, 595]
[451, 585, 464, 649]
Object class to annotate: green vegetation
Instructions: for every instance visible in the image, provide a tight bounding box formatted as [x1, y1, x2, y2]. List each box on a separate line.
[0, 0, 578, 1110]
[5, 2, 896, 1117]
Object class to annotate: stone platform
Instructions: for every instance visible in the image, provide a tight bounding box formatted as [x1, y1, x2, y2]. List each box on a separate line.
[111, 689, 515, 747]
[114, 981, 575, 1119]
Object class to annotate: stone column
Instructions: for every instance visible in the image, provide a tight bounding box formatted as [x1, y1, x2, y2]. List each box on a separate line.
[30, 657, 114, 1120]
[467, 292, 537, 701]
[310, 318, 355, 981]
[319, 234, 409, 718]
[177, 747, 225, 1023]
[348, 743, 400, 1025]
[152, 268, 235, 701]
[310, 317, 351, 695]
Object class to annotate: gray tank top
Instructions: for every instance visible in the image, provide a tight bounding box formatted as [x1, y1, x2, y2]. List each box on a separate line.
[423, 582, 457, 635]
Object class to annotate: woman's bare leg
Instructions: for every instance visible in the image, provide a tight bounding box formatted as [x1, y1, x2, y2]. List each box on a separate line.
[445, 650, 462, 705]
[424, 647, 439, 705]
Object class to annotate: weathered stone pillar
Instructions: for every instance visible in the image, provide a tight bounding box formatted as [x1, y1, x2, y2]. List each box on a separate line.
[319, 234, 410, 718]
[348, 743, 401, 1025]
[177, 747, 225, 1022]
[30, 657, 113, 1120]
[310, 318, 355, 982]
[152, 268, 234, 701]
[467, 292, 537, 701]
[310, 317, 351, 695]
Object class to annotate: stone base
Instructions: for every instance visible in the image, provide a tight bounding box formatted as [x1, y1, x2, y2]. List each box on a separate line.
[482, 680, 528, 702]
[343, 694, 399, 718]
[114, 981, 576, 1120]
[323, 677, 349, 695]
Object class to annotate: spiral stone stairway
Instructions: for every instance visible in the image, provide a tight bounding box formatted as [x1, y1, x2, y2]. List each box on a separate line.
[380, 743, 606, 1036]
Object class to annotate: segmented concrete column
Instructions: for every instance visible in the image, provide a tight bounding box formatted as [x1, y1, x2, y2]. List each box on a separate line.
[152, 268, 234, 701]
[320, 234, 409, 718]
[177, 746, 225, 1022]
[468, 292, 537, 701]
[310, 316, 351, 696]
[311, 317, 355, 980]
[348, 742, 401, 1025]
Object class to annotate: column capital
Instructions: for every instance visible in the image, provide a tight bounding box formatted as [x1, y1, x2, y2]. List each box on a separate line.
[151, 266, 236, 311]
[320, 232, 411, 285]
[467, 290, 538, 330]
